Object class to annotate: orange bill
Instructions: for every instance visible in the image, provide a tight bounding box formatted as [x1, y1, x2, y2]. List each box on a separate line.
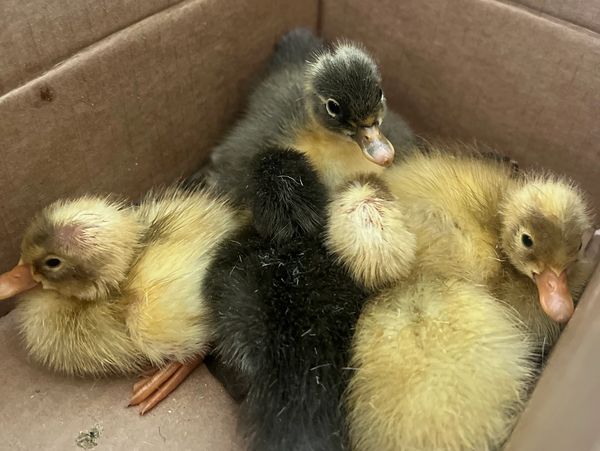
[534, 268, 574, 324]
[0, 264, 38, 301]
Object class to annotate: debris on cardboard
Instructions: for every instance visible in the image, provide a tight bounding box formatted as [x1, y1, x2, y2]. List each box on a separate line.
[76, 425, 102, 449]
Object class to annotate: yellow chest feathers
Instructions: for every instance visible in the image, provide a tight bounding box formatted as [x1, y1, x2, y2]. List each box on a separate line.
[292, 127, 384, 190]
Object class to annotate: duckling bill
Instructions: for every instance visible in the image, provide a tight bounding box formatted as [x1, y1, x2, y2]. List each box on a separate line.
[0, 263, 38, 299]
[533, 256, 574, 322]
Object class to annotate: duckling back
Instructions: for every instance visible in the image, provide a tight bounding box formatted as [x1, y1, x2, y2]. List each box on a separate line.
[325, 152, 513, 291]
[124, 187, 244, 366]
[383, 149, 514, 282]
[205, 148, 368, 451]
[347, 277, 534, 451]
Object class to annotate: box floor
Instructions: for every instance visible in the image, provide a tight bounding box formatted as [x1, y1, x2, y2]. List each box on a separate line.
[0, 311, 244, 451]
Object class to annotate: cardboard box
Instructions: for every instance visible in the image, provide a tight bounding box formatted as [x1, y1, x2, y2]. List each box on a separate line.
[0, 0, 598, 449]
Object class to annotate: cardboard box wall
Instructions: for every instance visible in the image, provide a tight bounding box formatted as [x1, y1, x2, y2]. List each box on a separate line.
[0, 0, 598, 449]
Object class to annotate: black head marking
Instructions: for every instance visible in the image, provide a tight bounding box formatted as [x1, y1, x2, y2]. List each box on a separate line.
[309, 44, 385, 130]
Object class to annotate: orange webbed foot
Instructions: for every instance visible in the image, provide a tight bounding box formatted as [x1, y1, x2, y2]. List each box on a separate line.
[128, 355, 203, 415]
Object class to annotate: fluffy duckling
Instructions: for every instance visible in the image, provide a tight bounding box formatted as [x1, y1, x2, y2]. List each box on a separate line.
[386, 150, 593, 342]
[326, 150, 595, 450]
[331, 150, 595, 344]
[0, 187, 244, 414]
[204, 148, 368, 451]
[195, 28, 414, 202]
[349, 275, 534, 451]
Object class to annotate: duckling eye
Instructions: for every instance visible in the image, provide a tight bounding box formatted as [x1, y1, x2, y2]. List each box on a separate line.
[44, 258, 62, 269]
[378, 88, 384, 101]
[325, 98, 341, 118]
[521, 234, 534, 248]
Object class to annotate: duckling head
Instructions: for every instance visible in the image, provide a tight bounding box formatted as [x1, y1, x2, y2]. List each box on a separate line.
[500, 177, 593, 323]
[305, 42, 394, 167]
[0, 196, 143, 302]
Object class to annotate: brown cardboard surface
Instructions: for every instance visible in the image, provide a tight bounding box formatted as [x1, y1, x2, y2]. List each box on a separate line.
[0, 0, 183, 95]
[0, 0, 318, 280]
[512, 0, 600, 34]
[505, 231, 600, 451]
[0, 311, 244, 450]
[321, 0, 600, 217]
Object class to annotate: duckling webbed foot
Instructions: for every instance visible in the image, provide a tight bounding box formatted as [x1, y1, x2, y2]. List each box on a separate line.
[128, 355, 203, 415]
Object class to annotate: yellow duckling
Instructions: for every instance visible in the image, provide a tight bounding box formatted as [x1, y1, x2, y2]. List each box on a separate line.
[383, 150, 593, 343]
[326, 149, 595, 450]
[0, 187, 244, 414]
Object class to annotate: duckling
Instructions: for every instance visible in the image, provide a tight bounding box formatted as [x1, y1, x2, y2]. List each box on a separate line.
[194, 28, 414, 203]
[332, 149, 595, 343]
[349, 275, 534, 451]
[388, 150, 593, 341]
[325, 149, 596, 450]
[0, 187, 244, 415]
[204, 148, 368, 451]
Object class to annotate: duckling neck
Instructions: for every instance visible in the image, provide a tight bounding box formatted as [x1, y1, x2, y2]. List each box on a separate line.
[491, 263, 561, 348]
[291, 116, 384, 190]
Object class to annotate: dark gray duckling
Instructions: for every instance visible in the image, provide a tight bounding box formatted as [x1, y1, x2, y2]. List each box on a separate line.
[192, 28, 414, 203]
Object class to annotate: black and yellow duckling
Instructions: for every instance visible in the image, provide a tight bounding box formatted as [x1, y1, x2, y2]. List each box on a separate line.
[0, 187, 244, 415]
[204, 148, 368, 451]
[325, 148, 596, 450]
[196, 28, 414, 202]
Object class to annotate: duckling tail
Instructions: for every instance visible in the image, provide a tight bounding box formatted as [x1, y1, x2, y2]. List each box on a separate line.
[270, 28, 324, 70]
[242, 365, 350, 451]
